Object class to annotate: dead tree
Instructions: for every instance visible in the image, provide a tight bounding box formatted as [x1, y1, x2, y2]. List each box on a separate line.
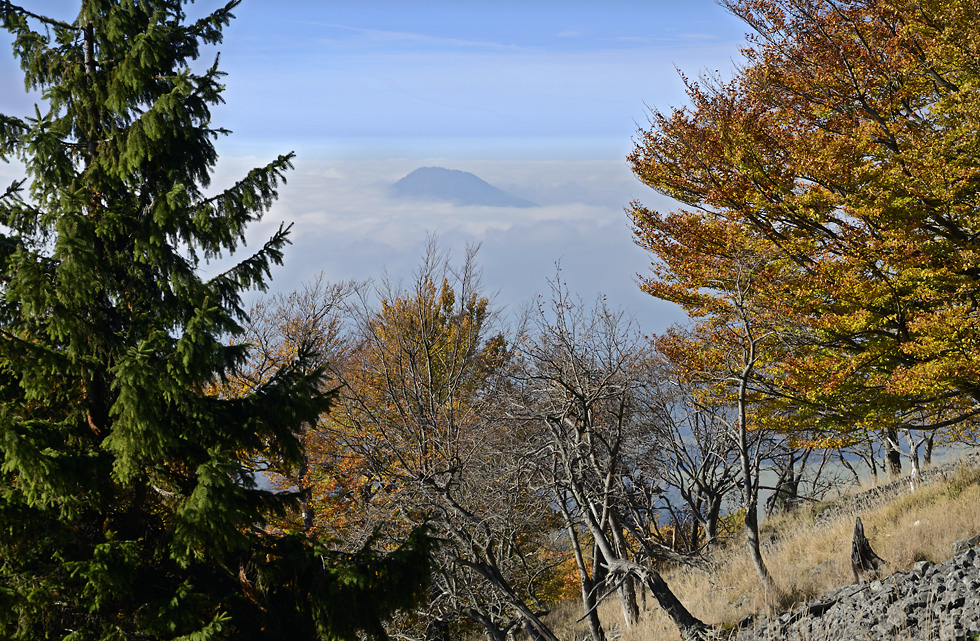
[510, 282, 710, 641]
[850, 517, 885, 584]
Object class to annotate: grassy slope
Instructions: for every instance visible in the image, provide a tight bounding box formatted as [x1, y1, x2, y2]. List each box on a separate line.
[543, 459, 980, 641]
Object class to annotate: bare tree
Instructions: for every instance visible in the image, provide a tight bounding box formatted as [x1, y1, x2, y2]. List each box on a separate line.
[641, 365, 742, 549]
[508, 279, 710, 641]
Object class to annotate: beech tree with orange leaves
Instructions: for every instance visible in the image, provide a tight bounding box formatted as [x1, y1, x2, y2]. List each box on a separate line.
[325, 242, 566, 641]
[628, 210, 797, 592]
[630, 0, 980, 480]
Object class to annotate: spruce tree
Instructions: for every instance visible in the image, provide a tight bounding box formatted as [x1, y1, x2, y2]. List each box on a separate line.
[0, 2, 430, 639]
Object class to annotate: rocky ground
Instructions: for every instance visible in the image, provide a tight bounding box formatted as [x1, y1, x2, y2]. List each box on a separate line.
[730, 454, 980, 641]
[732, 537, 980, 640]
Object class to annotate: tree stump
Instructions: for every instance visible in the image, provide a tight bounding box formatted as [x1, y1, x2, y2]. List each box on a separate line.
[851, 516, 885, 583]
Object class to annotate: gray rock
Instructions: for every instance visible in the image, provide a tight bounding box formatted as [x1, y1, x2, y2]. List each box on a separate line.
[733, 536, 980, 641]
[952, 534, 980, 554]
[913, 560, 932, 577]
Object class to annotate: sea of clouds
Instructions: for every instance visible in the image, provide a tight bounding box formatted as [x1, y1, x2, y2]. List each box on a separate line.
[205, 151, 688, 333]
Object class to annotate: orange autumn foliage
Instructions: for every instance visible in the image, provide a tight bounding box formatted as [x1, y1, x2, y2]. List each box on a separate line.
[631, 0, 980, 444]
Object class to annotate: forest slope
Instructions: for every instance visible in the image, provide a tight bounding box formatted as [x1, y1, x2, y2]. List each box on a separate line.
[543, 454, 980, 641]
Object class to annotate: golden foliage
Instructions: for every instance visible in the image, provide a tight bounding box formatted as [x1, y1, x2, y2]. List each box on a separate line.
[631, 0, 980, 444]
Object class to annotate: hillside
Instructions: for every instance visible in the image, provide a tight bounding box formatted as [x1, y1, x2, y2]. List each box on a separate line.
[542, 455, 980, 641]
[390, 166, 538, 208]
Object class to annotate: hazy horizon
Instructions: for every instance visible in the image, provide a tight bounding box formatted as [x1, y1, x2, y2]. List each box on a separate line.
[0, 1, 751, 333]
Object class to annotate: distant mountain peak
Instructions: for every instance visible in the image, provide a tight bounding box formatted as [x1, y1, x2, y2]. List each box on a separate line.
[390, 167, 537, 208]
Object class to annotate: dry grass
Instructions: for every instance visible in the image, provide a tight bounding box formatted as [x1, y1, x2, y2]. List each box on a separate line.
[540, 460, 980, 641]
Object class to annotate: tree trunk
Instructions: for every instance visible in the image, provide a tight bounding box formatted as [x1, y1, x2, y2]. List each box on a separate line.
[617, 574, 640, 628]
[850, 516, 885, 584]
[577, 499, 704, 640]
[297, 458, 316, 530]
[705, 494, 722, 546]
[766, 454, 799, 517]
[564, 519, 605, 641]
[578, 575, 605, 641]
[592, 541, 608, 588]
[924, 432, 935, 468]
[906, 430, 922, 492]
[743, 495, 774, 592]
[737, 360, 776, 593]
[774, 453, 801, 513]
[82, 17, 98, 161]
[523, 621, 545, 641]
[641, 569, 710, 641]
[607, 515, 639, 628]
[465, 608, 508, 641]
[688, 515, 701, 551]
[866, 439, 879, 484]
[884, 428, 902, 477]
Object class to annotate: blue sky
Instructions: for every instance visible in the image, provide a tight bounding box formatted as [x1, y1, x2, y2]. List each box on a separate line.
[212, 1, 747, 146]
[0, 1, 750, 331]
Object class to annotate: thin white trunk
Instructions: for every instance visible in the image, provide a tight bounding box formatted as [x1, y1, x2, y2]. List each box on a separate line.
[906, 429, 922, 492]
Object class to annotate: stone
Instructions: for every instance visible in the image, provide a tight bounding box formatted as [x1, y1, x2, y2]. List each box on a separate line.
[734, 531, 980, 641]
[951, 534, 980, 554]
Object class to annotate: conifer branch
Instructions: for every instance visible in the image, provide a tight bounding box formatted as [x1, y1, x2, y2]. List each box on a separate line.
[0, 1, 77, 30]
